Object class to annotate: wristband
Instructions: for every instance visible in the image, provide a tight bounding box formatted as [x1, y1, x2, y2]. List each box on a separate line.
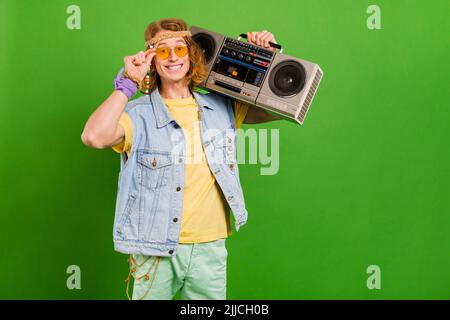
[114, 67, 138, 100]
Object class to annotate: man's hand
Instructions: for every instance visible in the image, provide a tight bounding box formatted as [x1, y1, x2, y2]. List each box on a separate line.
[242, 30, 282, 123]
[123, 48, 156, 83]
[246, 30, 278, 52]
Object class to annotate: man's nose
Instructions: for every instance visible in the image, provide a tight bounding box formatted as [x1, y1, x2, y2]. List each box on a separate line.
[168, 49, 178, 62]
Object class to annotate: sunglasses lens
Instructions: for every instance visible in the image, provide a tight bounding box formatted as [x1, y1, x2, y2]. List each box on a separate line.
[156, 47, 170, 60]
[175, 46, 188, 57]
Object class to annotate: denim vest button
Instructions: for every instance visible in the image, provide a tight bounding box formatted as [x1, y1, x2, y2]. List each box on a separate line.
[169, 250, 174, 254]
[173, 217, 178, 222]
[176, 186, 181, 191]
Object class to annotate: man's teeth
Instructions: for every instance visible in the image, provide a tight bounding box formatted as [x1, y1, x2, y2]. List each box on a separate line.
[166, 64, 182, 70]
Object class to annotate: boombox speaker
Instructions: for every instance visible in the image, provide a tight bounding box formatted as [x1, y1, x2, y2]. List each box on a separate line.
[190, 26, 323, 125]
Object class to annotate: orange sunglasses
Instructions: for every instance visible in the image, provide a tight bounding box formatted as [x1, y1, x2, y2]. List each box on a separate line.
[154, 45, 189, 60]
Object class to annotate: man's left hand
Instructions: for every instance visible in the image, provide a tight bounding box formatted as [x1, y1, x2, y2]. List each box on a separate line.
[246, 30, 278, 52]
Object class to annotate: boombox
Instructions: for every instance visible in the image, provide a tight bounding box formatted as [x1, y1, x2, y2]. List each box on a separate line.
[190, 26, 323, 125]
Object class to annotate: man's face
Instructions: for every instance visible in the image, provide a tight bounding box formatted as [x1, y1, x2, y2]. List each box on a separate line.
[153, 31, 190, 84]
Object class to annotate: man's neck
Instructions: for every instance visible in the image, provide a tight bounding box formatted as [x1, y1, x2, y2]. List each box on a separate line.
[160, 80, 192, 99]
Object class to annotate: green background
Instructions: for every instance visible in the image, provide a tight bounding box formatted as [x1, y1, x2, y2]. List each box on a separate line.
[1, 0, 449, 299]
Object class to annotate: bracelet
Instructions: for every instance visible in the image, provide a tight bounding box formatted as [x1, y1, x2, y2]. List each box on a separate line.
[114, 67, 138, 100]
[123, 70, 141, 88]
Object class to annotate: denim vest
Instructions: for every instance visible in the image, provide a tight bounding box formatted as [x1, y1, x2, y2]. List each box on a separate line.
[113, 88, 248, 257]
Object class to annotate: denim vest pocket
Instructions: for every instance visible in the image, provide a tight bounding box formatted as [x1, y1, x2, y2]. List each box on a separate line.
[136, 151, 173, 190]
[212, 131, 236, 169]
[117, 194, 138, 240]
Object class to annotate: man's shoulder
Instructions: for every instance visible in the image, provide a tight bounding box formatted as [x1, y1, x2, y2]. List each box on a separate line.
[124, 95, 151, 113]
[194, 88, 232, 108]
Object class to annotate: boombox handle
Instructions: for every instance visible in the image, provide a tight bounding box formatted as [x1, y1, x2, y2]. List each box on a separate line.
[237, 33, 283, 53]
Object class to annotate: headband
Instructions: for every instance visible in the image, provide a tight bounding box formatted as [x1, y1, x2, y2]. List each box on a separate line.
[145, 30, 192, 49]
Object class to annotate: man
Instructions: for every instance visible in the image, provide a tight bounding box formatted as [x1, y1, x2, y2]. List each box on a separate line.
[81, 18, 281, 300]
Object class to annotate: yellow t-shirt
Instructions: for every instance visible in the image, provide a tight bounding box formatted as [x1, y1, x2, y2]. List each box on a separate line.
[112, 97, 249, 243]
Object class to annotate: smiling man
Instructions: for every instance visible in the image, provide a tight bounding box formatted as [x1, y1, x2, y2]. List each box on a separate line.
[81, 18, 281, 300]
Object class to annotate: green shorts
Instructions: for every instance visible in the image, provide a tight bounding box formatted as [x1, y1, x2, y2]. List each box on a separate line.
[126, 238, 228, 300]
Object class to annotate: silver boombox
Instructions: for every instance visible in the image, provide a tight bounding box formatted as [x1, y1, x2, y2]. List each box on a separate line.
[190, 26, 324, 125]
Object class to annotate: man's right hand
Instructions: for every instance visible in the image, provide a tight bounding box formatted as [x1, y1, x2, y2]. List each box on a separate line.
[123, 48, 156, 83]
